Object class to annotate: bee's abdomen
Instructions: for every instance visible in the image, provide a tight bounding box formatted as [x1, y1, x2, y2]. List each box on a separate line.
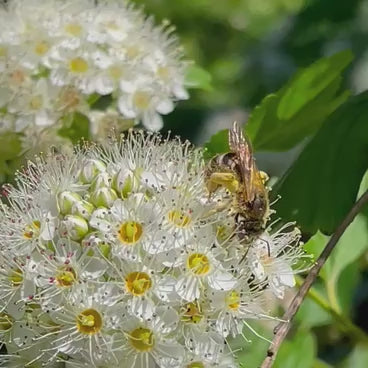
[214, 152, 239, 173]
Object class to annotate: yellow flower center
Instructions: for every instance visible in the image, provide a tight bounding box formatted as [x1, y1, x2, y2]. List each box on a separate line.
[29, 95, 43, 110]
[167, 210, 191, 228]
[69, 57, 89, 73]
[225, 290, 240, 310]
[76, 309, 102, 335]
[106, 21, 119, 30]
[0, 313, 13, 331]
[108, 65, 124, 80]
[132, 91, 151, 110]
[0, 46, 7, 57]
[23, 220, 41, 239]
[9, 268, 23, 287]
[187, 253, 210, 276]
[118, 221, 143, 244]
[181, 302, 203, 324]
[126, 46, 140, 59]
[157, 66, 170, 80]
[65, 23, 83, 37]
[129, 327, 155, 352]
[187, 363, 205, 368]
[55, 266, 77, 288]
[125, 272, 152, 296]
[34, 41, 49, 56]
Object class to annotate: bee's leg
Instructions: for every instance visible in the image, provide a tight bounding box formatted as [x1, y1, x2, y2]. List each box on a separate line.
[206, 179, 220, 199]
[259, 171, 269, 184]
[207, 172, 239, 193]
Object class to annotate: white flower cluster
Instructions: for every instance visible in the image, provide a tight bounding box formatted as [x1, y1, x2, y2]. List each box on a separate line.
[0, 132, 306, 368]
[0, 0, 188, 148]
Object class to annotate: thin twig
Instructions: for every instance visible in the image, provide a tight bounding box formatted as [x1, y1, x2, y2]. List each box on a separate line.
[260, 189, 368, 368]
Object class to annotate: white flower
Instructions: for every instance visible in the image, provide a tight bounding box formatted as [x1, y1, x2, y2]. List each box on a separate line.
[248, 226, 304, 298]
[0, 131, 307, 367]
[172, 235, 237, 302]
[90, 194, 159, 261]
[209, 284, 269, 338]
[118, 309, 185, 368]
[0, 0, 190, 150]
[44, 283, 122, 364]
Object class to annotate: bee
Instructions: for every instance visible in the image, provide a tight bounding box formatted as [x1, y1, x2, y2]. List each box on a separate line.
[206, 122, 270, 242]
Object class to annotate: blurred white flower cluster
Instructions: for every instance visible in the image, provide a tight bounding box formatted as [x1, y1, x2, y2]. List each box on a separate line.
[0, 0, 188, 152]
[0, 132, 306, 368]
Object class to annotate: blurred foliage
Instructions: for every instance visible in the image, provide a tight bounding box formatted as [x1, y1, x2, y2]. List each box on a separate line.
[131, 0, 368, 367]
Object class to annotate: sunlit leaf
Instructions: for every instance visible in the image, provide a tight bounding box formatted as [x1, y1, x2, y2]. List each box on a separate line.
[343, 344, 368, 368]
[246, 50, 352, 151]
[185, 64, 213, 91]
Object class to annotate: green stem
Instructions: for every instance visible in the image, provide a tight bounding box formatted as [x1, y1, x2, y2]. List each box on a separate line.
[296, 276, 368, 343]
[326, 275, 341, 314]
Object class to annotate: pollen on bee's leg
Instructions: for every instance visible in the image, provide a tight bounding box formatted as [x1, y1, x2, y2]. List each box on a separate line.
[208, 172, 239, 193]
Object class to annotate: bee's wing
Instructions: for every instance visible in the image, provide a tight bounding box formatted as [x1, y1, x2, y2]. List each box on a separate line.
[229, 122, 260, 202]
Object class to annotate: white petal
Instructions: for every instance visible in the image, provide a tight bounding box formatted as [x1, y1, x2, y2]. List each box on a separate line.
[156, 98, 174, 115]
[278, 263, 296, 287]
[207, 269, 237, 291]
[251, 258, 266, 281]
[118, 96, 137, 118]
[175, 275, 200, 302]
[129, 297, 154, 320]
[142, 111, 163, 131]
[155, 276, 180, 303]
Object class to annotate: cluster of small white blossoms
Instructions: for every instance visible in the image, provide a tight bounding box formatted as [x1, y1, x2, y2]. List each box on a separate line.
[0, 132, 307, 368]
[0, 0, 188, 150]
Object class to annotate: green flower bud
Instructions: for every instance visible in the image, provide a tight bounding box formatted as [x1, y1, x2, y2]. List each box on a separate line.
[63, 215, 89, 241]
[58, 191, 82, 215]
[112, 170, 133, 199]
[90, 187, 118, 208]
[90, 172, 111, 192]
[71, 200, 95, 220]
[79, 159, 106, 184]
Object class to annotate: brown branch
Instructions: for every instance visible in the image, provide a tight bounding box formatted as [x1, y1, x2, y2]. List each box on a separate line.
[260, 189, 368, 368]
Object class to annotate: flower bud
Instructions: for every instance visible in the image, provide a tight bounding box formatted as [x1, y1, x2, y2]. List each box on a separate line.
[79, 159, 106, 184]
[90, 187, 118, 208]
[63, 215, 89, 241]
[58, 191, 82, 215]
[71, 200, 95, 220]
[112, 170, 134, 199]
[90, 172, 111, 192]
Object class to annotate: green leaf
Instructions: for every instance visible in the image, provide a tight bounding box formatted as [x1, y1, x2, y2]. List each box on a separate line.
[235, 324, 271, 367]
[246, 50, 352, 151]
[0, 132, 22, 160]
[343, 344, 368, 368]
[185, 64, 213, 91]
[303, 231, 331, 281]
[296, 289, 333, 328]
[330, 214, 368, 279]
[274, 329, 315, 368]
[203, 128, 228, 159]
[58, 112, 90, 144]
[337, 261, 360, 314]
[273, 92, 368, 234]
